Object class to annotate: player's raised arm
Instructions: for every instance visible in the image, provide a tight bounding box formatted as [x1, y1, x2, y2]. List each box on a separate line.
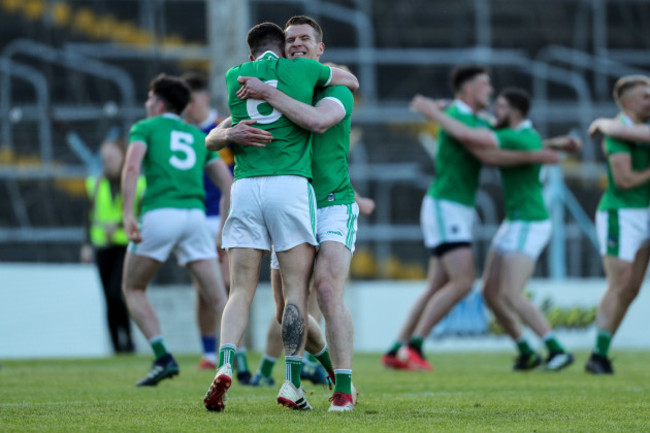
[206, 116, 272, 150]
[328, 66, 359, 92]
[543, 135, 583, 153]
[121, 141, 146, 243]
[410, 94, 497, 150]
[473, 147, 560, 167]
[589, 117, 650, 142]
[237, 76, 345, 134]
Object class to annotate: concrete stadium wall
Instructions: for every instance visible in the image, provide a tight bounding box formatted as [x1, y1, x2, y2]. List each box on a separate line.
[1, 264, 649, 359]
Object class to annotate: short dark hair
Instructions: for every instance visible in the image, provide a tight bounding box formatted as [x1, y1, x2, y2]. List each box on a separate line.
[499, 87, 531, 117]
[246, 22, 285, 57]
[181, 71, 208, 92]
[450, 65, 489, 93]
[284, 15, 323, 43]
[149, 73, 191, 114]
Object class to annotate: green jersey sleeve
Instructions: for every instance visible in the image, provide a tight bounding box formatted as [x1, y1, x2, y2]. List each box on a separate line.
[293, 58, 332, 87]
[605, 136, 633, 155]
[129, 120, 150, 146]
[317, 85, 354, 115]
[205, 149, 220, 166]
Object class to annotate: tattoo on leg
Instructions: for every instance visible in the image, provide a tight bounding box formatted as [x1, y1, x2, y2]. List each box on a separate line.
[282, 303, 304, 356]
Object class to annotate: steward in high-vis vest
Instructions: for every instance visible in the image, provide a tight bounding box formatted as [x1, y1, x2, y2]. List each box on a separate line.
[81, 139, 146, 354]
[86, 175, 146, 248]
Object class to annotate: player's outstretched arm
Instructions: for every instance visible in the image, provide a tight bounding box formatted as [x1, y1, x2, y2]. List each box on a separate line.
[237, 76, 345, 134]
[205, 116, 272, 150]
[329, 67, 359, 92]
[609, 153, 650, 189]
[589, 118, 650, 143]
[473, 147, 560, 167]
[121, 141, 147, 243]
[410, 94, 497, 150]
[543, 135, 583, 153]
[205, 158, 233, 254]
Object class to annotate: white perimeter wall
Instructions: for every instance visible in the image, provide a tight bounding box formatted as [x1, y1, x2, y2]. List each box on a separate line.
[1, 263, 649, 359]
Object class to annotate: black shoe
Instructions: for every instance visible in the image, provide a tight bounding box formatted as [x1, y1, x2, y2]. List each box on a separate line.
[237, 370, 252, 385]
[545, 352, 575, 371]
[136, 355, 179, 386]
[513, 352, 542, 371]
[585, 352, 614, 375]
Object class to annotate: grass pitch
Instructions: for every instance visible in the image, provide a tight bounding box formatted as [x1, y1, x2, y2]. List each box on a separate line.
[2, 351, 649, 432]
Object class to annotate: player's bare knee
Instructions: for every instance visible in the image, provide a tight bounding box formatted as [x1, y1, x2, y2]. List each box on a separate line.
[482, 285, 499, 306]
[452, 275, 474, 297]
[618, 284, 641, 306]
[315, 283, 339, 315]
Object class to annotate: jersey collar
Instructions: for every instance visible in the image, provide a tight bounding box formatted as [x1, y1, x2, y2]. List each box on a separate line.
[255, 50, 280, 61]
[453, 99, 474, 115]
[619, 114, 633, 126]
[162, 113, 181, 120]
[513, 119, 533, 131]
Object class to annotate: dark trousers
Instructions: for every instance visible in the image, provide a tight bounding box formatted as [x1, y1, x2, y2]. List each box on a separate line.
[95, 245, 133, 353]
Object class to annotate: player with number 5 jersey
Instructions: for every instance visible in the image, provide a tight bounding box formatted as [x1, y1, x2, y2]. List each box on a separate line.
[122, 74, 232, 388]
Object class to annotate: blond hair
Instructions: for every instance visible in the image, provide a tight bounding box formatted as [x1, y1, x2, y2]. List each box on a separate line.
[613, 75, 650, 107]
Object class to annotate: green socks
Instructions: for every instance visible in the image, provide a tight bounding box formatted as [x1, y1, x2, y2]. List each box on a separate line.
[333, 369, 352, 395]
[306, 353, 318, 364]
[387, 341, 404, 356]
[150, 336, 169, 359]
[516, 338, 534, 355]
[218, 344, 236, 368]
[595, 329, 612, 357]
[285, 356, 302, 388]
[258, 355, 277, 378]
[409, 336, 424, 354]
[234, 348, 249, 373]
[313, 345, 334, 375]
[543, 333, 565, 354]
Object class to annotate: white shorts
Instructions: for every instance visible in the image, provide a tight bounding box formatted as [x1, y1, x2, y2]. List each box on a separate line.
[490, 219, 552, 260]
[420, 196, 475, 249]
[128, 208, 217, 266]
[206, 215, 221, 241]
[596, 208, 650, 262]
[270, 203, 359, 270]
[222, 175, 317, 252]
[317, 203, 359, 253]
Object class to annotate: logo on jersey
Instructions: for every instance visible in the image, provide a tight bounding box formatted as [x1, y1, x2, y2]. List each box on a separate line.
[607, 236, 618, 248]
[327, 193, 336, 202]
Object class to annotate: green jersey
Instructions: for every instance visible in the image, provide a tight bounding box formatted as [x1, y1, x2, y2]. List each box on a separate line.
[312, 85, 355, 208]
[129, 114, 219, 214]
[225, 51, 333, 180]
[494, 120, 549, 221]
[428, 100, 491, 206]
[597, 115, 650, 210]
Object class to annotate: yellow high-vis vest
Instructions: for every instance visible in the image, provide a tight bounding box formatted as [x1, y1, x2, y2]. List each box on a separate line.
[86, 176, 146, 247]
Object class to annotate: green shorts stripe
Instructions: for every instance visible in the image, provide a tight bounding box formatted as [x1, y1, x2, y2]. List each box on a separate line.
[308, 184, 317, 241]
[516, 222, 530, 252]
[606, 209, 620, 257]
[345, 204, 357, 250]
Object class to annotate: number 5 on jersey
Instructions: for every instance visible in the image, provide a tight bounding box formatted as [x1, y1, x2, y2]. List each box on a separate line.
[169, 130, 196, 170]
